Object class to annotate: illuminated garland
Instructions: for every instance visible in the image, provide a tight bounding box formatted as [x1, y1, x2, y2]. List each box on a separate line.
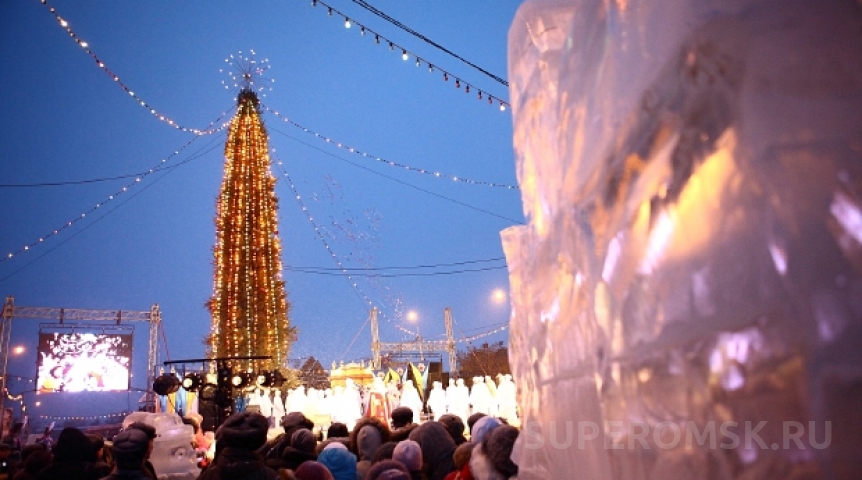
[272, 154, 419, 339]
[308, 0, 509, 111]
[264, 107, 518, 189]
[38, 0, 223, 135]
[209, 90, 291, 373]
[39, 412, 132, 421]
[2, 119, 231, 263]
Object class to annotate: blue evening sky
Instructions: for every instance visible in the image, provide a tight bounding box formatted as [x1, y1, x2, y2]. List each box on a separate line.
[0, 1, 523, 417]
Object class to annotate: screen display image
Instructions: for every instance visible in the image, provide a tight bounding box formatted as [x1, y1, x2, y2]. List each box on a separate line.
[36, 332, 133, 392]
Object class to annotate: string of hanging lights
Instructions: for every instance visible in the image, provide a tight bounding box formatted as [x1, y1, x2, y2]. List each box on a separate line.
[272, 152, 418, 338]
[38, 0, 224, 135]
[39, 412, 133, 421]
[348, 0, 509, 87]
[308, 0, 510, 112]
[264, 106, 518, 189]
[1, 128, 228, 264]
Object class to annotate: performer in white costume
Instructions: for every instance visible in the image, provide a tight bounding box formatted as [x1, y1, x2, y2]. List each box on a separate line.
[258, 388, 273, 423]
[444, 379, 456, 415]
[496, 374, 518, 426]
[484, 375, 499, 417]
[468, 377, 484, 415]
[399, 379, 424, 420]
[342, 379, 362, 430]
[426, 381, 447, 421]
[289, 386, 308, 414]
[272, 389, 285, 426]
[450, 378, 470, 423]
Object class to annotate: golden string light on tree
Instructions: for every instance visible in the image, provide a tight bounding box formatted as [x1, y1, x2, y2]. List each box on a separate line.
[209, 53, 294, 373]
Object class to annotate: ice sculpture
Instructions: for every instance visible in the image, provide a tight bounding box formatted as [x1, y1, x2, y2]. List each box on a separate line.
[122, 412, 197, 479]
[503, 0, 862, 478]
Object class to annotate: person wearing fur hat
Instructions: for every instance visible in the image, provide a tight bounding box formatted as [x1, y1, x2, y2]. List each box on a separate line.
[279, 428, 318, 471]
[468, 425, 518, 480]
[349, 417, 391, 479]
[316, 445, 356, 480]
[437, 415, 467, 446]
[392, 440, 423, 480]
[260, 412, 316, 464]
[199, 412, 278, 480]
[407, 422, 456, 480]
[101, 428, 152, 480]
[365, 460, 411, 480]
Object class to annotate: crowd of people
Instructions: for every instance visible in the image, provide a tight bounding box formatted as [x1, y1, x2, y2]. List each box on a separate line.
[0, 405, 518, 480]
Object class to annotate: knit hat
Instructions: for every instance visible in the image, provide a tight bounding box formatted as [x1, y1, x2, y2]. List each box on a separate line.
[390, 407, 413, 427]
[470, 416, 502, 444]
[317, 446, 357, 480]
[392, 440, 422, 472]
[483, 425, 519, 478]
[365, 460, 411, 480]
[452, 441, 474, 469]
[291, 428, 317, 454]
[294, 461, 335, 480]
[466, 413, 487, 433]
[216, 412, 270, 451]
[111, 428, 150, 456]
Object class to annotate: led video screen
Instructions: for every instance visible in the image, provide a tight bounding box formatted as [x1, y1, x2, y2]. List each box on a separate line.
[36, 332, 133, 392]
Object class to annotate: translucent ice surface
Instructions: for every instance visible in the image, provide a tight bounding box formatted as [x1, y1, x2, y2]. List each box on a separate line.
[503, 0, 862, 478]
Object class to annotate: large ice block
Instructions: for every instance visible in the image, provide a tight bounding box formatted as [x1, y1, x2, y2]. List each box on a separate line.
[503, 0, 862, 478]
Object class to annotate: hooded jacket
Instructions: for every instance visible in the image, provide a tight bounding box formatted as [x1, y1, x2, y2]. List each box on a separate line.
[317, 447, 357, 480]
[350, 416, 391, 479]
[408, 422, 457, 480]
[198, 447, 279, 480]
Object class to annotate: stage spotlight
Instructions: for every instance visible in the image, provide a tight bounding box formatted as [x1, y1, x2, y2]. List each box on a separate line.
[153, 373, 181, 396]
[231, 372, 252, 388]
[256, 371, 270, 387]
[182, 372, 204, 392]
[199, 383, 218, 401]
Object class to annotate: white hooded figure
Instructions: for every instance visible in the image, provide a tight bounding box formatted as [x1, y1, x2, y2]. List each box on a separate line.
[272, 390, 286, 426]
[258, 388, 273, 419]
[289, 386, 307, 414]
[426, 381, 447, 421]
[342, 379, 362, 430]
[497, 374, 518, 425]
[445, 379, 457, 414]
[246, 389, 261, 410]
[400, 379, 424, 420]
[304, 387, 322, 421]
[469, 377, 490, 415]
[484, 376, 499, 417]
[320, 388, 334, 423]
[450, 378, 470, 423]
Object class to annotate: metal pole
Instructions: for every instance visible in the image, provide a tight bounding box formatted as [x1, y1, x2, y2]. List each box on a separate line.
[444, 307, 456, 373]
[370, 308, 380, 369]
[0, 297, 16, 425]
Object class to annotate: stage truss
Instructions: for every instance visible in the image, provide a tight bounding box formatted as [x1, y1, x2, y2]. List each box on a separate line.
[0, 296, 161, 414]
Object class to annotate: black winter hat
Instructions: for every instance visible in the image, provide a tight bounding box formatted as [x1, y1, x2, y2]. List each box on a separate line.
[216, 412, 270, 451]
[390, 407, 413, 427]
[483, 425, 519, 478]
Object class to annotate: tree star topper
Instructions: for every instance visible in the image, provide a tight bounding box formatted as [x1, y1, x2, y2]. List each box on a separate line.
[220, 50, 274, 96]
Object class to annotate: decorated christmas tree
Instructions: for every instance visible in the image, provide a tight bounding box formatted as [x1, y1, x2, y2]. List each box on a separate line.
[208, 85, 292, 373]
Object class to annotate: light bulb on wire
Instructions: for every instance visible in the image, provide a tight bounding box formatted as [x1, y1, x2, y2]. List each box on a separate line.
[402, 50, 408, 61]
[344, 18, 351, 28]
